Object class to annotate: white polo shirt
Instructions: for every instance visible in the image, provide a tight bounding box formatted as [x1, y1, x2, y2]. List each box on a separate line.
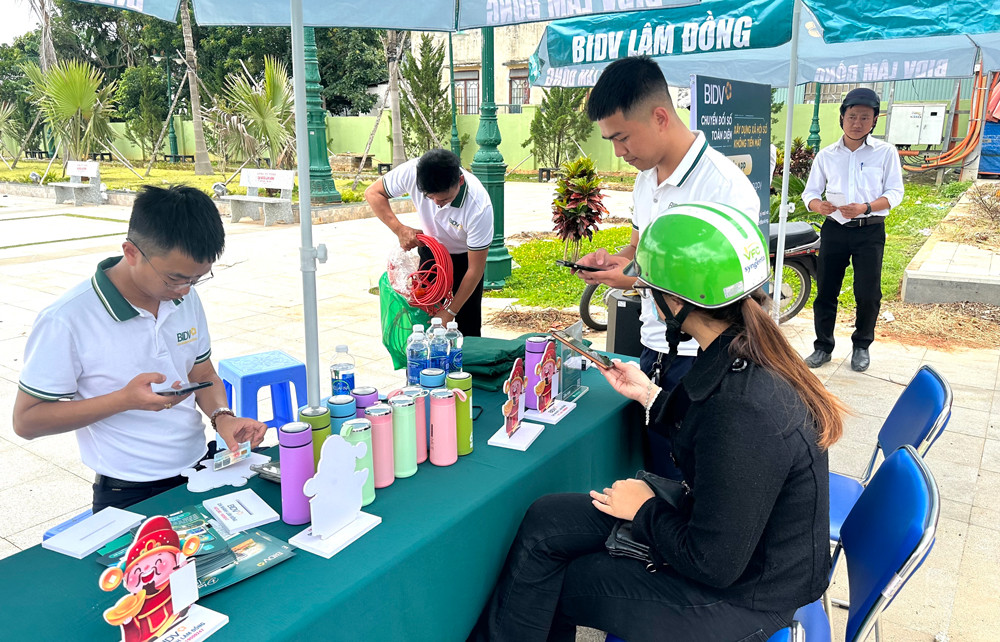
[382, 158, 494, 254]
[18, 257, 212, 481]
[802, 135, 904, 224]
[632, 131, 761, 356]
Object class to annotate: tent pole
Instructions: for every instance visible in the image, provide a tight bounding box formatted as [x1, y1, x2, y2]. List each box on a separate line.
[291, 0, 325, 410]
[773, 0, 803, 322]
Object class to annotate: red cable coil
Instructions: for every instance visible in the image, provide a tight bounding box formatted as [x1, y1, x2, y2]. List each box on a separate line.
[406, 234, 454, 315]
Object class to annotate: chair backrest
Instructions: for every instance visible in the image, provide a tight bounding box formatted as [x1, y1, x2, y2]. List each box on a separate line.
[868, 365, 952, 480]
[839, 445, 939, 642]
[765, 621, 805, 642]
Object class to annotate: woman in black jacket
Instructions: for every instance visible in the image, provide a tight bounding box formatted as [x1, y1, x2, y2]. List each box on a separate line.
[469, 203, 846, 642]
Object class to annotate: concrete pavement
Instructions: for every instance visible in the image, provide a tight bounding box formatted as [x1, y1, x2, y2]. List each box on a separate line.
[0, 183, 997, 641]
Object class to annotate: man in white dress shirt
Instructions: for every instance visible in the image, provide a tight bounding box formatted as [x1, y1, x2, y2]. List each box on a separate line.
[801, 88, 904, 372]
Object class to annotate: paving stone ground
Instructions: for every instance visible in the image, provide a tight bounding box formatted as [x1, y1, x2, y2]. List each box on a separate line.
[1, 185, 996, 641]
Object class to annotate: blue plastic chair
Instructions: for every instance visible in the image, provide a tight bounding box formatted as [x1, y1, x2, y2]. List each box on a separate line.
[829, 365, 951, 543]
[217, 350, 307, 429]
[808, 445, 940, 642]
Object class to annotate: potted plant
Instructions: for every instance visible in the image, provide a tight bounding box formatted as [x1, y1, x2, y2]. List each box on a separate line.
[552, 156, 608, 262]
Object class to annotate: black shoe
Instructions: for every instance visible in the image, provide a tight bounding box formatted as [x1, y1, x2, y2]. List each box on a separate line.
[852, 347, 870, 372]
[804, 349, 832, 368]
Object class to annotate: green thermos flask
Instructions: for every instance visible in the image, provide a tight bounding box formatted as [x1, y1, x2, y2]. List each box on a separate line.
[339, 418, 376, 506]
[389, 395, 418, 478]
[447, 371, 474, 456]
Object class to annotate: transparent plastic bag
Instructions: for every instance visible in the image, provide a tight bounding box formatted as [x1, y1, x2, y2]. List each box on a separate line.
[387, 246, 421, 302]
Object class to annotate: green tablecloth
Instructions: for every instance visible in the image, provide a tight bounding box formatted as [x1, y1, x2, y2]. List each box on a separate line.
[0, 368, 642, 641]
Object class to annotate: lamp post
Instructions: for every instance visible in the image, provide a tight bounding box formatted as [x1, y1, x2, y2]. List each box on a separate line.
[807, 83, 822, 151]
[303, 27, 341, 203]
[472, 27, 512, 289]
[152, 52, 182, 161]
[448, 33, 461, 158]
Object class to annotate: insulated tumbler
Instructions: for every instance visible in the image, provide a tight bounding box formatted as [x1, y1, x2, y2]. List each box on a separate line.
[429, 388, 465, 467]
[278, 421, 314, 525]
[327, 394, 358, 437]
[419, 368, 446, 392]
[365, 404, 395, 488]
[447, 371, 474, 456]
[524, 336, 548, 410]
[339, 417, 375, 506]
[401, 386, 429, 463]
[299, 405, 331, 468]
[389, 395, 418, 478]
[352, 386, 379, 419]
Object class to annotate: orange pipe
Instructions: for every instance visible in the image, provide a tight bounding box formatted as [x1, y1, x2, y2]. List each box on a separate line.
[907, 71, 987, 171]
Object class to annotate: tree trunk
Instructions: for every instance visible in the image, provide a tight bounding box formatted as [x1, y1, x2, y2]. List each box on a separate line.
[179, 0, 214, 175]
[387, 31, 406, 167]
[31, 0, 57, 72]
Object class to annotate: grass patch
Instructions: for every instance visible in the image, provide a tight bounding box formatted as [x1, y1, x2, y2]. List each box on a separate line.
[0, 160, 369, 202]
[485, 226, 632, 307]
[489, 179, 971, 312]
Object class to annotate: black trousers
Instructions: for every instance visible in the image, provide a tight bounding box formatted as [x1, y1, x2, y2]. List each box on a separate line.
[639, 347, 695, 481]
[813, 218, 885, 353]
[418, 246, 484, 337]
[92, 442, 218, 512]
[468, 494, 792, 642]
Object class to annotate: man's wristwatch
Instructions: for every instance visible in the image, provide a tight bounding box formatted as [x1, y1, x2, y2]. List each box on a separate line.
[863, 202, 872, 216]
[210, 407, 236, 431]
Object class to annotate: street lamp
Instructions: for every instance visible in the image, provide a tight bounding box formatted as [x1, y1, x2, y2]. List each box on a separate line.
[151, 52, 184, 162]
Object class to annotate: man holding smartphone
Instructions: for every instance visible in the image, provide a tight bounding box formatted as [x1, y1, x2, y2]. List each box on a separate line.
[573, 57, 758, 478]
[13, 186, 267, 511]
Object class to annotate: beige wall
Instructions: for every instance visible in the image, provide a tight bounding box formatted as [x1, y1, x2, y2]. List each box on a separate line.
[415, 23, 549, 109]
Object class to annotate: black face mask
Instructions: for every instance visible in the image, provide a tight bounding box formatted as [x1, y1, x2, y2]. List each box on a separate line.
[650, 289, 694, 382]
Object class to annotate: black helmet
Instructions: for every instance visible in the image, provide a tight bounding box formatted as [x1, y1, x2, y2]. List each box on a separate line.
[840, 88, 880, 117]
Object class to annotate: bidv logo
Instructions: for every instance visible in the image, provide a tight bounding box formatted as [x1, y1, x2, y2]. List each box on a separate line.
[742, 242, 765, 275]
[704, 81, 733, 105]
[176, 327, 198, 345]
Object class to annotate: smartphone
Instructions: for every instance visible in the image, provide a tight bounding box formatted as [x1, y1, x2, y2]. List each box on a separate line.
[549, 330, 614, 370]
[154, 381, 213, 396]
[250, 461, 281, 483]
[555, 259, 604, 273]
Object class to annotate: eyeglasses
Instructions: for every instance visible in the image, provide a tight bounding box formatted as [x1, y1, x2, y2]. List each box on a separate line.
[127, 238, 213, 290]
[633, 286, 653, 300]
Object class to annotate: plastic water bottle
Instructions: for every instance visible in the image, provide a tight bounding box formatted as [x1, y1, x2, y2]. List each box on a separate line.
[330, 345, 356, 396]
[407, 329, 430, 385]
[429, 317, 444, 335]
[445, 321, 463, 372]
[429, 328, 450, 373]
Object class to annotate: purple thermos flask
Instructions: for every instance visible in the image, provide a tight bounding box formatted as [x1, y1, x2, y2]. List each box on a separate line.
[524, 336, 548, 410]
[390, 386, 429, 464]
[365, 404, 395, 488]
[352, 386, 379, 419]
[430, 388, 465, 467]
[278, 421, 314, 525]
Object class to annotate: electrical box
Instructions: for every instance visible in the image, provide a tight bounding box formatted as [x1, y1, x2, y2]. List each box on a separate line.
[886, 103, 948, 146]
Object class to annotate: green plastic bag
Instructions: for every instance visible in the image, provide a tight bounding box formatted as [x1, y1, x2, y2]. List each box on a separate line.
[379, 271, 430, 370]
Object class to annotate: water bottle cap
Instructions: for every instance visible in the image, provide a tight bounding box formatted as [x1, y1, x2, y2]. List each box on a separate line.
[336, 344, 348, 352]
[364, 404, 392, 417]
[341, 418, 371, 435]
[446, 321, 458, 329]
[430, 388, 454, 399]
[431, 317, 442, 325]
[413, 324, 424, 332]
[389, 395, 415, 407]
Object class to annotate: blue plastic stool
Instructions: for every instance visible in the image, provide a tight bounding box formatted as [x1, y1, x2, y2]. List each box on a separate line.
[218, 350, 308, 429]
[43, 509, 94, 541]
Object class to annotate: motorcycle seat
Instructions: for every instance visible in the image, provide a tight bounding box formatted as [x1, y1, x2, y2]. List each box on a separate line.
[769, 222, 818, 254]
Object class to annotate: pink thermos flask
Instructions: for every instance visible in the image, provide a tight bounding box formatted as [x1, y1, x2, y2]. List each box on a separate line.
[429, 388, 466, 467]
[278, 421, 314, 525]
[365, 404, 395, 488]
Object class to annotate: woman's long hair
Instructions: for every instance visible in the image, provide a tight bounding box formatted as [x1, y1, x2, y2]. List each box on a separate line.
[703, 289, 846, 449]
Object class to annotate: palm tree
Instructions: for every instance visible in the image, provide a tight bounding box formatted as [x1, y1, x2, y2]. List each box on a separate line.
[23, 60, 116, 163]
[201, 100, 259, 174]
[222, 56, 296, 169]
[179, 0, 214, 175]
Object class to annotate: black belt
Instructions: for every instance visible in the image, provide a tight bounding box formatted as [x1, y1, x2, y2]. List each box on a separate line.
[841, 217, 884, 228]
[94, 473, 187, 489]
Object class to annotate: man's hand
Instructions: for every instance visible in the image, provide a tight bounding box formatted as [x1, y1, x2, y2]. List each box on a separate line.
[809, 199, 838, 216]
[838, 203, 868, 219]
[397, 226, 423, 251]
[119, 373, 194, 412]
[574, 251, 635, 289]
[590, 478, 655, 521]
[215, 414, 267, 452]
[438, 308, 456, 325]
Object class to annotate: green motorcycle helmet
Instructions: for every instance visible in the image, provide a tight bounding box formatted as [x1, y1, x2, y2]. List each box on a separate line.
[625, 202, 771, 308]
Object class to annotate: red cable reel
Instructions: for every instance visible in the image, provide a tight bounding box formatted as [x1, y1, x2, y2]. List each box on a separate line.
[405, 234, 454, 315]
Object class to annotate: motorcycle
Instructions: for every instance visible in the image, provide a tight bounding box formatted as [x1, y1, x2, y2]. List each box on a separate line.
[578, 221, 821, 330]
[769, 221, 820, 323]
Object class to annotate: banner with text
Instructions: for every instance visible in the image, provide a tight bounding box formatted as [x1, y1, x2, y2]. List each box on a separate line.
[690, 75, 771, 228]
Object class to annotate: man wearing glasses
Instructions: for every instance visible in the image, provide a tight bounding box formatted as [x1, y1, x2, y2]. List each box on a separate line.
[13, 186, 267, 511]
